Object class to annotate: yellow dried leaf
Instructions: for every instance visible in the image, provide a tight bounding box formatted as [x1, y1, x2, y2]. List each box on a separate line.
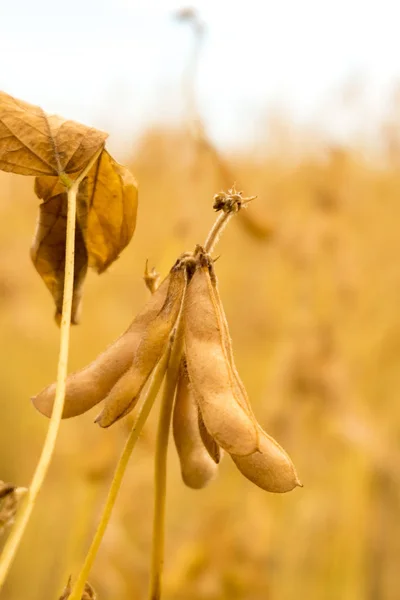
[0, 481, 27, 535]
[34, 174, 65, 200]
[0, 91, 107, 177]
[30, 193, 88, 324]
[32, 150, 138, 320]
[77, 150, 138, 273]
[59, 577, 96, 600]
[0, 92, 137, 320]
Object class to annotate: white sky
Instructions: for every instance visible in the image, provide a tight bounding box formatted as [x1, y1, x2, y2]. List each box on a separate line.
[1, 0, 400, 154]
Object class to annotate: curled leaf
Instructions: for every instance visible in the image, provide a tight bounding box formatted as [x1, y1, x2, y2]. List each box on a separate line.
[0, 481, 27, 535]
[0, 91, 137, 320]
[59, 577, 96, 600]
[173, 360, 219, 489]
[32, 150, 138, 320]
[0, 91, 107, 177]
[30, 193, 88, 324]
[76, 150, 138, 273]
[144, 260, 161, 295]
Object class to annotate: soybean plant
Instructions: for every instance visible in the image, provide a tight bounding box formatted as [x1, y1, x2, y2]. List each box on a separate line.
[34, 188, 301, 600]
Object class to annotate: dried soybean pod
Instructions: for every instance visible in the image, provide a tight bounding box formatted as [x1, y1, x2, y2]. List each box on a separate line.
[95, 262, 187, 427]
[184, 254, 258, 456]
[32, 276, 171, 419]
[173, 360, 218, 489]
[198, 409, 221, 464]
[231, 427, 302, 493]
[207, 260, 255, 418]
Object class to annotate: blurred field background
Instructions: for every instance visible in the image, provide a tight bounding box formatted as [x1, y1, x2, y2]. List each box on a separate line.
[2, 4, 400, 599]
[1, 108, 400, 599]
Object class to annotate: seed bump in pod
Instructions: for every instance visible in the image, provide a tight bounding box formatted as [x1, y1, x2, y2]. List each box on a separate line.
[173, 360, 219, 489]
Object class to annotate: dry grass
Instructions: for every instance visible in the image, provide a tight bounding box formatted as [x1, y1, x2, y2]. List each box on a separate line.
[0, 116, 400, 600]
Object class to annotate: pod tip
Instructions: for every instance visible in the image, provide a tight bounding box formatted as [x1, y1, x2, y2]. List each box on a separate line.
[94, 412, 108, 428]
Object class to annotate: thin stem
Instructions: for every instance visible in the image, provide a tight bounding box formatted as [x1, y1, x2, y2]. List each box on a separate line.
[148, 329, 183, 600]
[203, 211, 233, 254]
[204, 196, 257, 255]
[0, 148, 103, 591]
[58, 479, 103, 593]
[68, 344, 172, 600]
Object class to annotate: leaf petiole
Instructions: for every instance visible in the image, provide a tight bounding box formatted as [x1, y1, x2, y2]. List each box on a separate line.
[59, 172, 74, 189]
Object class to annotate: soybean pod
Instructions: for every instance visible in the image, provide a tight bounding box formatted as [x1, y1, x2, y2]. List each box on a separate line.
[173, 360, 219, 489]
[205, 255, 300, 492]
[198, 408, 221, 465]
[32, 276, 172, 419]
[184, 252, 258, 456]
[231, 428, 302, 493]
[95, 261, 187, 427]
[208, 260, 255, 418]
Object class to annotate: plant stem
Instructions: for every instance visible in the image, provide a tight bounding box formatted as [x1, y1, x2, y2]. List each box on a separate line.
[204, 210, 233, 254]
[204, 196, 256, 254]
[0, 148, 103, 591]
[68, 344, 172, 600]
[146, 198, 249, 600]
[58, 478, 103, 594]
[148, 328, 183, 600]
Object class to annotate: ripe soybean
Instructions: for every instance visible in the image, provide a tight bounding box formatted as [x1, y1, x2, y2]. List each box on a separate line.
[95, 263, 187, 427]
[184, 256, 258, 456]
[173, 361, 218, 489]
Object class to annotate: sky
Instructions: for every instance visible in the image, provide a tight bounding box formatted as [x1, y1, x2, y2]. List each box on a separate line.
[1, 0, 400, 155]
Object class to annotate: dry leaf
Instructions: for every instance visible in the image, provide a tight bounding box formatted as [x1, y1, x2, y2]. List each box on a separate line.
[32, 151, 138, 320]
[82, 584, 96, 600]
[0, 92, 137, 320]
[0, 481, 27, 535]
[30, 193, 88, 324]
[59, 577, 96, 600]
[143, 260, 161, 294]
[76, 150, 138, 273]
[0, 91, 107, 177]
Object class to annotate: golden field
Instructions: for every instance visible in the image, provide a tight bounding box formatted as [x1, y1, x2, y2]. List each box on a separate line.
[0, 117, 400, 600]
